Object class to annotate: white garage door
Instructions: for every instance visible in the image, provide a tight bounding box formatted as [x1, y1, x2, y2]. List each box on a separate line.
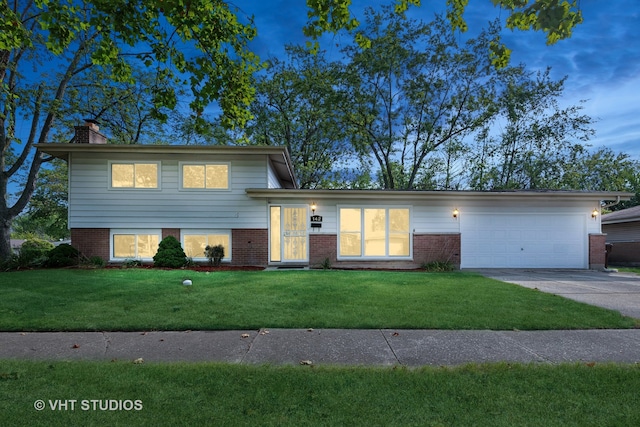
[460, 213, 587, 268]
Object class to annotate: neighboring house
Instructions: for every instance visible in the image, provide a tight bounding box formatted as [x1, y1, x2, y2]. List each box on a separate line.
[37, 122, 633, 270]
[10, 239, 25, 254]
[602, 205, 640, 266]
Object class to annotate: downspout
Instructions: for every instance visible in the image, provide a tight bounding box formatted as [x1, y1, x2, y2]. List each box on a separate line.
[602, 196, 622, 210]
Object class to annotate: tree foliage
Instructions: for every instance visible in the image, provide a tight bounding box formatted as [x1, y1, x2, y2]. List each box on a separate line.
[304, 0, 584, 66]
[0, 0, 260, 261]
[340, 8, 499, 189]
[468, 66, 595, 190]
[12, 159, 68, 240]
[246, 46, 358, 188]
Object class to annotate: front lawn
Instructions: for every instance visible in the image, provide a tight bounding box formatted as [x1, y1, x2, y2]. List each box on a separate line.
[1, 360, 639, 426]
[615, 266, 640, 274]
[0, 269, 635, 331]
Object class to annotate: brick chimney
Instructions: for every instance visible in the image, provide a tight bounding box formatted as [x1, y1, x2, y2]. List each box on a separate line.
[73, 119, 107, 144]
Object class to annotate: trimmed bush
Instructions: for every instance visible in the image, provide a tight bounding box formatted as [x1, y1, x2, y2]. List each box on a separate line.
[18, 238, 55, 267]
[204, 244, 225, 266]
[153, 236, 187, 268]
[47, 244, 80, 267]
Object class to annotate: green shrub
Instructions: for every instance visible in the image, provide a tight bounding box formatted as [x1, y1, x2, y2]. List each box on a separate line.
[46, 244, 80, 267]
[86, 256, 106, 268]
[153, 236, 187, 268]
[0, 254, 19, 271]
[204, 244, 225, 266]
[122, 259, 142, 268]
[18, 238, 55, 267]
[422, 260, 455, 272]
[319, 257, 332, 270]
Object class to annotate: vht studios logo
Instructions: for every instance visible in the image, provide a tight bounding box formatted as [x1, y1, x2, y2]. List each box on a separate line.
[34, 399, 143, 411]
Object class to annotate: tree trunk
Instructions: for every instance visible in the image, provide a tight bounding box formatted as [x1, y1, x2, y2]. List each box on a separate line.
[0, 215, 12, 263]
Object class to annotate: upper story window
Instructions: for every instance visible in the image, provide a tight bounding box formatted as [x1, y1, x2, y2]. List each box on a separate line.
[110, 162, 159, 189]
[181, 163, 229, 190]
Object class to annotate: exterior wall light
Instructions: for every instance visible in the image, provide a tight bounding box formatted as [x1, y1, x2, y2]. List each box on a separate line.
[591, 209, 599, 219]
[453, 208, 459, 219]
[311, 203, 317, 214]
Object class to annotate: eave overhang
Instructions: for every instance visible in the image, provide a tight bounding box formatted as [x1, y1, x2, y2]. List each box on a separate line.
[245, 188, 634, 202]
[36, 143, 298, 189]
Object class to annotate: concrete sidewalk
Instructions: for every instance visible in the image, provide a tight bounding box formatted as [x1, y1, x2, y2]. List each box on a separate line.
[2, 329, 640, 366]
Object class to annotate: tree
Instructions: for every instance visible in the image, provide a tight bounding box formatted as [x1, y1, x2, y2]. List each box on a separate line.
[561, 147, 640, 206]
[246, 46, 357, 188]
[12, 159, 68, 241]
[60, 68, 176, 145]
[0, 0, 261, 261]
[467, 66, 594, 190]
[341, 8, 499, 189]
[305, 0, 583, 66]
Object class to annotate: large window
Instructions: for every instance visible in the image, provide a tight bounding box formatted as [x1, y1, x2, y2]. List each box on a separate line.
[182, 231, 231, 261]
[181, 163, 229, 189]
[339, 207, 411, 258]
[111, 230, 160, 260]
[110, 162, 159, 188]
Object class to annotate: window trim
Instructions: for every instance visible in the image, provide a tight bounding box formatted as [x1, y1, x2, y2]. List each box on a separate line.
[110, 229, 162, 261]
[181, 229, 232, 262]
[179, 161, 231, 191]
[337, 205, 412, 260]
[108, 161, 161, 190]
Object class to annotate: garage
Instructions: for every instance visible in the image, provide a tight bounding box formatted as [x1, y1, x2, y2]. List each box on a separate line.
[460, 213, 587, 269]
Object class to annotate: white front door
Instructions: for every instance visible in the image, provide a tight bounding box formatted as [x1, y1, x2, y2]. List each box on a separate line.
[270, 206, 308, 263]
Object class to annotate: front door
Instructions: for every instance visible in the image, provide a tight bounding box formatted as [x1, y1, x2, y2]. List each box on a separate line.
[270, 206, 308, 263]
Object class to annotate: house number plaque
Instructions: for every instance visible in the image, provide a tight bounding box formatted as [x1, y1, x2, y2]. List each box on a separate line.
[310, 215, 322, 228]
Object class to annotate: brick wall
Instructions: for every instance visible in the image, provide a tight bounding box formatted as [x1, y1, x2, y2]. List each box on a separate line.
[414, 233, 461, 268]
[309, 234, 337, 267]
[309, 233, 461, 269]
[231, 229, 268, 266]
[589, 233, 606, 269]
[71, 228, 110, 261]
[73, 124, 107, 144]
[162, 228, 180, 240]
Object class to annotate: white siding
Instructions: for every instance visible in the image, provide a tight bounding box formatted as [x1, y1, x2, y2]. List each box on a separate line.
[69, 152, 270, 229]
[267, 162, 281, 188]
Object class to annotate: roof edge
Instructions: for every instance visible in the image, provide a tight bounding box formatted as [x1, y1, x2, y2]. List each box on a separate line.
[245, 188, 634, 200]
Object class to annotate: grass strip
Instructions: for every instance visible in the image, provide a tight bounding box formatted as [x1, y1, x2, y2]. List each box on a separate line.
[1, 360, 639, 426]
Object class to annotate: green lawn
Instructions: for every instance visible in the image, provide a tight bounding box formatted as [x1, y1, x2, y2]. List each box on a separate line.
[1, 360, 639, 426]
[615, 266, 640, 274]
[0, 269, 636, 330]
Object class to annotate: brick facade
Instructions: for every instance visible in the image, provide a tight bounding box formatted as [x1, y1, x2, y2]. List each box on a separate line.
[309, 233, 461, 269]
[162, 228, 180, 240]
[413, 233, 461, 268]
[71, 227, 270, 266]
[231, 229, 268, 266]
[71, 228, 110, 260]
[309, 234, 338, 267]
[589, 233, 607, 270]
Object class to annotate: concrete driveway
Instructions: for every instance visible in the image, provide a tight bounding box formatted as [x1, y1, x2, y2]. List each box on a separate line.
[474, 269, 640, 319]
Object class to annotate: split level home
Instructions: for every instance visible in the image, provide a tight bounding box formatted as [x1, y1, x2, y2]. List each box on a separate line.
[37, 122, 633, 270]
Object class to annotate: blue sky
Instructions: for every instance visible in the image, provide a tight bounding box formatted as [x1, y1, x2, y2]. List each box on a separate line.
[242, 0, 640, 158]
